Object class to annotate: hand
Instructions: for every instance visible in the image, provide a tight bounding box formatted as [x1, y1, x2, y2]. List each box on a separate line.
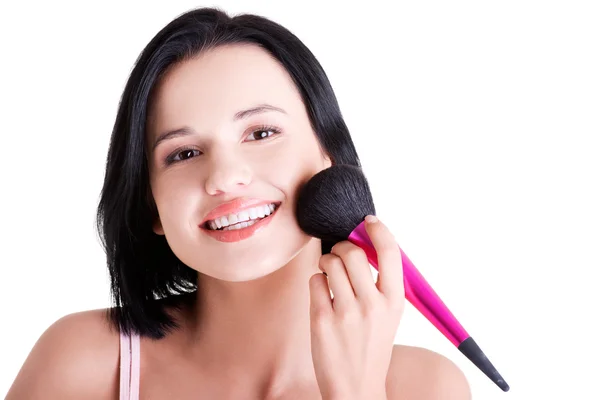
[308, 215, 405, 400]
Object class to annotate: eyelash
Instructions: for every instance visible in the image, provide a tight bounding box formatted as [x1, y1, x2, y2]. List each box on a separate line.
[164, 124, 282, 165]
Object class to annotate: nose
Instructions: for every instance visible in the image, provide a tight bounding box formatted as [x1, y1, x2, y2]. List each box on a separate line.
[204, 150, 252, 195]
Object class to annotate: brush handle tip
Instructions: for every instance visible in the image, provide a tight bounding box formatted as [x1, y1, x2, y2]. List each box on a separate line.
[458, 337, 510, 392]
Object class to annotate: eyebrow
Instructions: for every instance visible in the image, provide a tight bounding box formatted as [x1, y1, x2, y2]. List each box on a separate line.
[152, 104, 287, 151]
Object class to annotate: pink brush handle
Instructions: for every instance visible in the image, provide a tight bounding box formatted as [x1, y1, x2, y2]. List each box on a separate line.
[348, 221, 469, 347]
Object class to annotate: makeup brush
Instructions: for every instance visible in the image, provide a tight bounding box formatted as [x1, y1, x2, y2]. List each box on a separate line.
[296, 164, 509, 392]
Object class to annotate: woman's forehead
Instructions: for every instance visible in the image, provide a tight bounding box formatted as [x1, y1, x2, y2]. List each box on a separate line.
[148, 44, 302, 131]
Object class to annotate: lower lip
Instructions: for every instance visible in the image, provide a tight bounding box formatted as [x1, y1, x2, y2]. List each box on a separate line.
[201, 209, 278, 243]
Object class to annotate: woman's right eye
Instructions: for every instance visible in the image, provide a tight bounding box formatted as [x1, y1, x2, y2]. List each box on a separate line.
[167, 148, 201, 164]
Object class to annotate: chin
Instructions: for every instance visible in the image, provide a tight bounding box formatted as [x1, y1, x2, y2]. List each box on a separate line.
[198, 235, 313, 284]
[210, 244, 309, 282]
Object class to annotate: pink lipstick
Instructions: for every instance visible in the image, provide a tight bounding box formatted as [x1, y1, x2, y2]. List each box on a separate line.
[200, 198, 280, 243]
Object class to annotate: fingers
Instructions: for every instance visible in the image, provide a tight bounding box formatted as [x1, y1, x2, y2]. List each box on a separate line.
[319, 253, 356, 309]
[329, 241, 379, 302]
[363, 215, 404, 303]
[312, 216, 404, 317]
[309, 272, 333, 318]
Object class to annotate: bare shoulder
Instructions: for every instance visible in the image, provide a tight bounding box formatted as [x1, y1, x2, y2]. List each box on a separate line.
[6, 308, 120, 400]
[385, 344, 472, 400]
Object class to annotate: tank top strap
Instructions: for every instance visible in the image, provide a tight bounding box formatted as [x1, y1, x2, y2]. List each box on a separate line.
[119, 329, 140, 400]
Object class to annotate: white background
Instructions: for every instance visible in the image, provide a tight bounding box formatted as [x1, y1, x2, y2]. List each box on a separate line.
[1, 1, 598, 399]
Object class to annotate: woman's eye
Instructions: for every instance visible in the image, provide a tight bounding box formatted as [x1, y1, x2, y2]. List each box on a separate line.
[169, 149, 201, 163]
[245, 128, 278, 141]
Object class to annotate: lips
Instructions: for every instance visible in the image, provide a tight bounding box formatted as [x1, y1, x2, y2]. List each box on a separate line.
[199, 197, 282, 243]
[200, 198, 281, 226]
[201, 205, 280, 242]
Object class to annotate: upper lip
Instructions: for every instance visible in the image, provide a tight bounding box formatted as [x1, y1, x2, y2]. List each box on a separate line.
[200, 197, 280, 225]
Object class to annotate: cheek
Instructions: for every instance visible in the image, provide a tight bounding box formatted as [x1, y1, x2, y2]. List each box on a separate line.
[152, 171, 202, 225]
[260, 137, 327, 195]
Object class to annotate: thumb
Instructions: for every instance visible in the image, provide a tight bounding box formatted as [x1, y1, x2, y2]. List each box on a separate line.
[308, 273, 333, 319]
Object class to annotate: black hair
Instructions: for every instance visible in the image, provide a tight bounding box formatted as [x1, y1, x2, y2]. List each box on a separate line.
[96, 6, 361, 339]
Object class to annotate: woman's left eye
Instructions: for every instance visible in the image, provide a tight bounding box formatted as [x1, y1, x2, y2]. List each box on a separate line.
[245, 126, 281, 142]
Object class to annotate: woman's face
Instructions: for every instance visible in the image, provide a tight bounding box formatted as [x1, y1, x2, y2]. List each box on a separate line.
[146, 44, 331, 282]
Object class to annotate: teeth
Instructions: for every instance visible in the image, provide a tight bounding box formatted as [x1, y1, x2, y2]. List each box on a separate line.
[249, 207, 258, 219]
[219, 216, 228, 228]
[206, 203, 278, 230]
[223, 219, 258, 231]
[238, 210, 250, 222]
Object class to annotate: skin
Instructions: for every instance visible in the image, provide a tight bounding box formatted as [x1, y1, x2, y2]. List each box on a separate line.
[6, 44, 471, 399]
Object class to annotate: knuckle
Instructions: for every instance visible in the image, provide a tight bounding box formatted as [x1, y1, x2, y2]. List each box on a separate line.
[319, 253, 341, 270]
[311, 308, 332, 326]
[363, 311, 379, 326]
[339, 306, 360, 325]
[345, 246, 367, 263]
[330, 240, 350, 255]
[330, 258, 345, 271]
[331, 241, 368, 266]
[362, 298, 385, 318]
[361, 298, 380, 315]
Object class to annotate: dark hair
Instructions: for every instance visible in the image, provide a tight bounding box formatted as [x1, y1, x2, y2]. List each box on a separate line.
[96, 7, 361, 339]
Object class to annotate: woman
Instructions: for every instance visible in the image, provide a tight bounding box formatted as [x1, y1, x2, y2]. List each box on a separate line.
[7, 7, 471, 399]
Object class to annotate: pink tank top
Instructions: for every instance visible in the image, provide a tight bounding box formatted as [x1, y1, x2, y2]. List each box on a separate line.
[119, 330, 140, 400]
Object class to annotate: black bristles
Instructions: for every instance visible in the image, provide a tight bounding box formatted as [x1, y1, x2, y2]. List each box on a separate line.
[296, 165, 376, 244]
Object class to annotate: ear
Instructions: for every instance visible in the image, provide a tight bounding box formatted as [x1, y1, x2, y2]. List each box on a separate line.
[323, 153, 332, 168]
[153, 217, 165, 235]
[147, 189, 164, 235]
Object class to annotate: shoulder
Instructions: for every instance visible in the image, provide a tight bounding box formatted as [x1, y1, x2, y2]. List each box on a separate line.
[6, 308, 121, 400]
[385, 344, 472, 400]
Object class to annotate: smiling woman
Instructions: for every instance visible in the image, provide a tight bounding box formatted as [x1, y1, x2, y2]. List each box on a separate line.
[7, 6, 470, 400]
[145, 43, 336, 284]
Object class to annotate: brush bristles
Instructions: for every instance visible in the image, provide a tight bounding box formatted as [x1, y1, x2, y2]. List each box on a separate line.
[296, 165, 376, 245]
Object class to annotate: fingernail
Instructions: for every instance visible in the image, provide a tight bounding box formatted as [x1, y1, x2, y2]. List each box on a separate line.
[365, 215, 378, 224]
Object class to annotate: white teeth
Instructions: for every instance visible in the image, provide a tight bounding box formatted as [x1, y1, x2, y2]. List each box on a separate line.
[248, 208, 258, 220]
[223, 219, 257, 231]
[228, 213, 239, 225]
[206, 203, 278, 230]
[238, 210, 250, 222]
[219, 216, 228, 228]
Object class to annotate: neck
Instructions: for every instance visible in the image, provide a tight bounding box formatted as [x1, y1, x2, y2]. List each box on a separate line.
[185, 238, 324, 392]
